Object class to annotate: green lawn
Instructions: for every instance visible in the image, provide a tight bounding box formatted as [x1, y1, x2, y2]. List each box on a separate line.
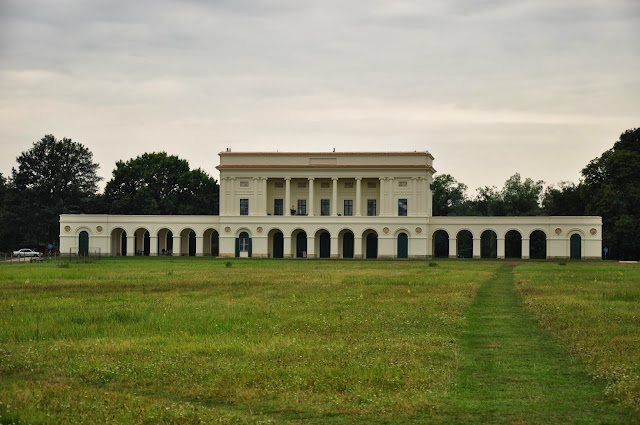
[0, 258, 638, 424]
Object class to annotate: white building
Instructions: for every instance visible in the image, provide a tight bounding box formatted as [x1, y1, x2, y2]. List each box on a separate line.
[59, 151, 602, 259]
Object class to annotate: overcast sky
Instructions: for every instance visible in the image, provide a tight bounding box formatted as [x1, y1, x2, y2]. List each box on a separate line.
[1, 0, 638, 194]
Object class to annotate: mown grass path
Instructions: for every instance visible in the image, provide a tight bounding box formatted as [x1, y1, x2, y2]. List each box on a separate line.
[440, 265, 638, 424]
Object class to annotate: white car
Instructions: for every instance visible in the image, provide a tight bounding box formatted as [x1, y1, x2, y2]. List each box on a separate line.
[13, 248, 43, 257]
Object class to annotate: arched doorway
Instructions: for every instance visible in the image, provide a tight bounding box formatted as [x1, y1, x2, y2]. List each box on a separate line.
[397, 232, 408, 258]
[457, 230, 473, 258]
[433, 230, 449, 258]
[341, 231, 354, 259]
[134, 229, 150, 256]
[157, 228, 172, 255]
[78, 231, 89, 256]
[570, 234, 581, 259]
[294, 231, 307, 258]
[110, 228, 126, 256]
[211, 230, 219, 257]
[319, 231, 331, 258]
[530, 230, 547, 259]
[481, 230, 497, 258]
[365, 231, 378, 259]
[236, 231, 252, 257]
[273, 232, 284, 258]
[180, 228, 196, 256]
[505, 230, 522, 259]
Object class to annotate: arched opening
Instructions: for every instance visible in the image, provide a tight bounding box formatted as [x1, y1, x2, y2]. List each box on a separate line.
[481, 230, 497, 258]
[110, 228, 126, 256]
[341, 230, 354, 258]
[505, 230, 522, 259]
[236, 231, 252, 257]
[363, 230, 378, 259]
[134, 229, 150, 256]
[433, 230, 449, 258]
[272, 231, 284, 258]
[570, 234, 582, 259]
[293, 230, 307, 258]
[318, 231, 331, 258]
[78, 231, 89, 256]
[180, 228, 196, 256]
[157, 228, 173, 256]
[201, 229, 219, 257]
[530, 230, 547, 259]
[397, 232, 408, 258]
[456, 230, 473, 258]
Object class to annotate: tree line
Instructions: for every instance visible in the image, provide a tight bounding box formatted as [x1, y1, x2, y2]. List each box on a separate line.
[0, 135, 218, 253]
[1, 128, 638, 259]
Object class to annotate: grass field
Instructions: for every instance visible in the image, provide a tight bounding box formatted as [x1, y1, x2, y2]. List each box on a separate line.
[0, 258, 638, 424]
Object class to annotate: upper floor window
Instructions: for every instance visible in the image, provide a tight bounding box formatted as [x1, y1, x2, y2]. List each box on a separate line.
[398, 181, 408, 187]
[274, 199, 283, 216]
[274, 181, 284, 188]
[344, 200, 353, 216]
[320, 181, 330, 189]
[297, 182, 307, 189]
[321, 199, 330, 216]
[297, 199, 307, 215]
[367, 199, 377, 216]
[367, 182, 377, 189]
[344, 182, 354, 189]
[239, 181, 249, 188]
[240, 199, 249, 216]
[398, 199, 408, 216]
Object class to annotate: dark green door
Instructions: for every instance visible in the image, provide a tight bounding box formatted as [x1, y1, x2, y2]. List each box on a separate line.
[211, 231, 219, 257]
[570, 234, 581, 259]
[366, 233, 378, 259]
[296, 232, 307, 258]
[78, 231, 89, 256]
[343, 233, 354, 258]
[273, 232, 284, 258]
[319, 232, 331, 258]
[188, 230, 196, 256]
[397, 232, 408, 258]
[121, 231, 127, 256]
[144, 231, 151, 256]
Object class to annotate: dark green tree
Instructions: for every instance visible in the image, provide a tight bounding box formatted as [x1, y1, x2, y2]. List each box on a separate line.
[6, 135, 101, 249]
[542, 181, 585, 216]
[104, 152, 218, 215]
[581, 128, 640, 260]
[500, 173, 545, 216]
[432, 174, 468, 216]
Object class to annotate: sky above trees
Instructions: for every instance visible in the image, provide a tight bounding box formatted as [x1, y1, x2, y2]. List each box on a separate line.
[1, 0, 638, 189]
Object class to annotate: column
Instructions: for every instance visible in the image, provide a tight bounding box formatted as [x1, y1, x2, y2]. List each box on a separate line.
[126, 235, 135, 257]
[284, 177, 291, 216]
[173, 235, 182, 256]
[379, 177, 385, 216]
[522, 238, 530, 260]
[423, 177, 430, 216]
[307, 236, 316, 258]
[354, 236, 363, 259]
[388, 177, 394, 216]
[473, 237, 481, 259]
[331, 236, 339, 258]
[262, 178, 268, 215]
[308, 177, 315, 216]
[331, 177, 338, 216]
[196, 236, 204, 257]
[411, 177, 418, 217]
[449, 237, 457, 258]
[228, 177, 235, 216]
[219, 178, 226, 215]
[252, 178, 259, 216]
[150, 235, 158, 256]
[497, 238, 505, 259]
[355, 177, 362, 216]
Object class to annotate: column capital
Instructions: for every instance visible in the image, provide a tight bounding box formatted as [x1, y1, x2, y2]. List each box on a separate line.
[252, 177, 259, 180]
[261, 176, 268, 181]
[308, 177, 315, 181]
[331, 177, 339, 181]
[411, 176, 418, 181]
[355, 177, 362, 181]
[284, 177, 291, 181]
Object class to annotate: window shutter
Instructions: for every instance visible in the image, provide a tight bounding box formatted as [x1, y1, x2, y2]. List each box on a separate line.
[248, 238, 252, 258]
[235, 238, 240, 257]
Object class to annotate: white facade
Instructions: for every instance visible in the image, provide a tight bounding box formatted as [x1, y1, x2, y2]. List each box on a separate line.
[60, 152, 602, 259]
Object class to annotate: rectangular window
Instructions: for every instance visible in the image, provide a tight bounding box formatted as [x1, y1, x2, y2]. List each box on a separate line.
[398, 181, 408, 187]
[321, 182, 330, 189]
[274, 199, 283, 215]
[344, 200, 353, 216]
[297, 182, 307, 189]
[240, 181, 249, 188]
[367, 199, 376, 216]
[297, 199, 307, 215]
[239, 237, 249, 252]
[321, 199, 330, 216]
[240, 199, 249, 216]
[398, 199, 408, 216]
[275, 181, 284, 188]
[367, 182, 377, 189]
[344, 182, 354, 189]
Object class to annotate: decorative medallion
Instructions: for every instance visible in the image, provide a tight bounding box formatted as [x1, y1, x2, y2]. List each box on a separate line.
[96, 226, 103, 233]
[383, 227, 390, 234]
[415, 227, 422, 234]
[555, 228, 562, 235]
[224, 226, 231, 233]
[64, 225, 71, 233]
[590, 228, 597, 235]
[257, 227, 263, 234]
